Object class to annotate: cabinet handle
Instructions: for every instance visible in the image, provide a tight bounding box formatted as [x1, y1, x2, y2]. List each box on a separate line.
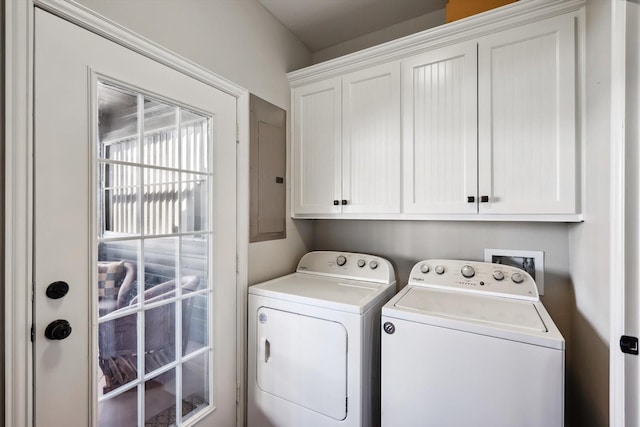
[341, 200, 348, 205]
[480, 196, 489, 203]
[467, 196, 475, 203]
[333, 200, 339, 206]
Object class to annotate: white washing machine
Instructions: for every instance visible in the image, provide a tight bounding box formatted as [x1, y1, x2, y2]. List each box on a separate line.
[248, 251, 396, 427]
[381, 259, 565, 427]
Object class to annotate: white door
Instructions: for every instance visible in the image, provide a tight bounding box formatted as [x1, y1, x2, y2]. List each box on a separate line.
[291, 78, 342, 215]
[255, 308, 347, 420]
[401, 42, 478, 214]
[477, 13, 577, 215]
[34, 9, 237, 427]
[342, 63, 401, 214]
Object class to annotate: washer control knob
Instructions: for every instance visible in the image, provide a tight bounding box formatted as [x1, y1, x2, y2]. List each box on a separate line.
[420, 264, 430, 274]
[511, 272, 524, 283]
[357, 259, 366, 268]
[435, 265, 445, 275]
[493, 270, 505, 281]
[369, 260, 379, 270]
[336, 255, 347, 266]
[461, 265, 475, 278]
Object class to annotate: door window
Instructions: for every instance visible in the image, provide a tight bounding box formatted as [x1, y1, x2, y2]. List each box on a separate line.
[97, 81, 213, 426]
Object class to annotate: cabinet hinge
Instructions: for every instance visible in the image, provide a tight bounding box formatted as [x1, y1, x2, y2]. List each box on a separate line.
[30, 325, 34, 342]
[236, 384, 241, 404]
[236, 254, 239, 274]
[236, 123, 240, 143]
[345, 397, 348, 413]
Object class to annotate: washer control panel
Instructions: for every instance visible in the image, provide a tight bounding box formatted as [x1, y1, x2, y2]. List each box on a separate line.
[296, 251, 395, 284]
[408, 259, 538, 301]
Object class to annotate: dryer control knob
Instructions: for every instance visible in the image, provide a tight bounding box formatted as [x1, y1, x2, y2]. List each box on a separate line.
[461, 265, 475, 278]
[511, 272, 524, 283]
[493, 270, 505, 281]
[357, 259, 366, 268]
[336, 255, 347, 266]
[369, 260, 378, 270]
[420, 264, 430, 274]
[435, 265, 445, 275]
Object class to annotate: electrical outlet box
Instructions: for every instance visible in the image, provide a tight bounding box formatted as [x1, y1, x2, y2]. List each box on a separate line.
[484, 249, 545, 295]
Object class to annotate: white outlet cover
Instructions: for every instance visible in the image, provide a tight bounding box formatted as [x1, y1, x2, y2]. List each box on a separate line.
[484, 248, 545, 295]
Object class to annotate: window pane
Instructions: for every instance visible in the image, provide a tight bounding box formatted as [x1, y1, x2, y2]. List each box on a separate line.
[143, 237, 177, 288]
[97, 241, 140, 316]
[181, 110, 209, 172]
[143, 98, 178, 168]
[181, 173, 209, 233]
[98, 313, 138, 394]
[145, 370, 177, 425]
[143, 169, 179, 235]
[183, 293, 208, 356]
[98, 83, 139, 162]
[100, 163, 140, 236]
[182, 353, 210, 422]
[145, 302, 176, 373]
[98, 387, 138, 427]
[181, 235, 208, 296]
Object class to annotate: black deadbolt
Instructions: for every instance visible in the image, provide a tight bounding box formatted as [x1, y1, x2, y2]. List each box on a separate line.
[46, 281, 70, 299]
[45, 319, 72, 340]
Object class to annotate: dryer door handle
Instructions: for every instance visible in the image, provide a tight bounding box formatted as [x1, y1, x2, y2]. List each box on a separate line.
[262, 338, 271, 363]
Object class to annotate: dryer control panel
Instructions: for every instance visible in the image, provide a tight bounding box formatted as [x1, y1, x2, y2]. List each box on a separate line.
[297, 251, 395, 284]
[408, 259, 539, 301]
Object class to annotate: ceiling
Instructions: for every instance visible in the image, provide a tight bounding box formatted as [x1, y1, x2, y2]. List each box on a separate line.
[258, 0, 447, 52]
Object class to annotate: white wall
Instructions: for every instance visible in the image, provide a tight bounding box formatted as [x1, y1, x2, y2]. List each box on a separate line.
[312, 9, 445, 63]
[565, 0, 612, 425]
[75, 0, 315, 284]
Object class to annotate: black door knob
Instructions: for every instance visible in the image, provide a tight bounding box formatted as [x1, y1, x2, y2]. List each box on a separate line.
[46, 281, 69, 299]
[45, 319, 72, 340]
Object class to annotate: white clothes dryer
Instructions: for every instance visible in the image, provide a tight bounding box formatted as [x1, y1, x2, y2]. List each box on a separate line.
[248, 251, 396, 427]
[381, 259, 564, 427]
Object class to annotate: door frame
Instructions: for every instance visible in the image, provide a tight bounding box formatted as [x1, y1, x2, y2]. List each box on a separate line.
[4, 1, 250, 426]
[611, 1, 639, 426]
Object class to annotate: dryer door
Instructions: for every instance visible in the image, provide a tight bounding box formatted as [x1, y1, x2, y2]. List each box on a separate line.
[256, 307, 348, 420]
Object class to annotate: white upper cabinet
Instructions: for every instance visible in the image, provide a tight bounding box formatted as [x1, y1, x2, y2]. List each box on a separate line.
[288, 1, 584, 221]
[342, 63, 401, 214]
[292, 78, 342, 215]
[477, 13, 577, 214]
[292, 63, 401, 216]
[402, 42, 478, 214]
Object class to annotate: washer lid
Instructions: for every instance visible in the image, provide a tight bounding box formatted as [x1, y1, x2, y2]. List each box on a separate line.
[249, 272, 395, 314]
[395, 286, 547, 333]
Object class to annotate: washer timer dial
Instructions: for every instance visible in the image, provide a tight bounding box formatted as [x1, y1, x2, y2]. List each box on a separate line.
[336, 255, 347, 266]
[461, 265, 475, 278]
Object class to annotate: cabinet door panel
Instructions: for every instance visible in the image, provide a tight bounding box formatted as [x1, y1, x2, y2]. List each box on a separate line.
[342, 63, 401, 214]
[402, 42, 478, 214]
[292, 79, 342, 215]
[478, 14, 577, 214]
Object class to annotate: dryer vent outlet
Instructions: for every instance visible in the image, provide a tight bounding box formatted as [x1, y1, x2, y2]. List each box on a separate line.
[484, 249, 545, 295]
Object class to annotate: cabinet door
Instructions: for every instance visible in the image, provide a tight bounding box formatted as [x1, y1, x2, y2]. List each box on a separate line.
[292, 78, 342, 215]
[342, 63, 401, 214]
[477, 13, 577, 214]
[402, 42, 478, 214]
